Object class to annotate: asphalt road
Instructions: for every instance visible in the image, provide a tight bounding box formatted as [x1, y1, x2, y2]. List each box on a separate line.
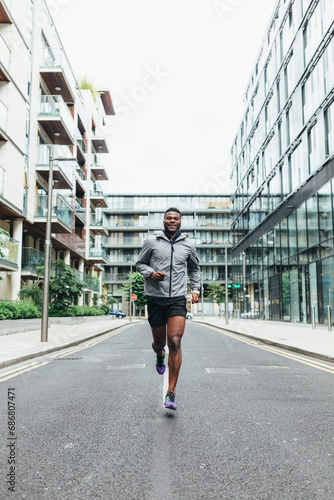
[0, 321, 334, 500]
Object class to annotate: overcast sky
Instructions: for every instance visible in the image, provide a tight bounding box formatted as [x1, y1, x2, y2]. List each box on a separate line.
[53, 0, 277, 194]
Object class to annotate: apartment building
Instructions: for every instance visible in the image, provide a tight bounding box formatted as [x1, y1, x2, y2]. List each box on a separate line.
[0, 0, 114, 304]
[101, 194, 233, 315]
[230, 0, 334, 323]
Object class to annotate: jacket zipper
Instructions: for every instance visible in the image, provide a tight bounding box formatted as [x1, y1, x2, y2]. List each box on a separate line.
[169, 244, 174, 296]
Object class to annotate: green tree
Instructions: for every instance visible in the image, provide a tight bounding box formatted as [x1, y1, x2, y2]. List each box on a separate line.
[206, 281, 229, 318]
[0, 229, 10, 281]
[49, 260, 84, 311]
[123, 272, 147, 318]
[18, 283, 43, 307]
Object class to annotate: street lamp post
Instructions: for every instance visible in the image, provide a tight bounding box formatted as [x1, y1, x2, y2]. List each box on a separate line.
[41, 148, 77, 342]
[225, 244, 229, 325]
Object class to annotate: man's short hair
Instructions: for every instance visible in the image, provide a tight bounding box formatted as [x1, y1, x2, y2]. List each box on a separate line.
[164, 207, 181, 217]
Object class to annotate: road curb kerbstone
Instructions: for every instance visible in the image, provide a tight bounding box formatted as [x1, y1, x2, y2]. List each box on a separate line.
[0, 320, 141, 370]
[193, 320, 334, 365]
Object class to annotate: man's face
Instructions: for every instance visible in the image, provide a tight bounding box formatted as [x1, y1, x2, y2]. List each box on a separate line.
[163, 211, 181, 235]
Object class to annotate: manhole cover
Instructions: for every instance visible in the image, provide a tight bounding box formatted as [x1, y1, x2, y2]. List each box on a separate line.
[205, 368, 249, 374]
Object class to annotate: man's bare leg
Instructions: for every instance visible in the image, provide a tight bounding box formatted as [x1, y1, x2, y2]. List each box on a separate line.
[151, 325, 167, 357]
[166, 316, 186, 394]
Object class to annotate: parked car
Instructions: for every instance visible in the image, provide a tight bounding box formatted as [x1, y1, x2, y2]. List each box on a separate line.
[109, 310, 126, 318]
[186, 312, 193, 320]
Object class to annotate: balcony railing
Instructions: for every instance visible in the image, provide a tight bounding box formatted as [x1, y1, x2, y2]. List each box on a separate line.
[21, 248, 45, 271]
[89, 245, 108, 261]
[36, 194, 72, 229]
[37, 144, 74, 180]
[38, 95, 74, 139]
[90, 213, 107, 228]
[76, 135, 86, 154]
[40, 47, 76, 95]
[0, 99, 8, 131]
[106, 201, 231, 211]
[0, 34, 10, 72]
[0, 165, 4, 196]
[102, 272, 129, 283]
[72, 269, 100, 292]
[0, 233, 19, 267]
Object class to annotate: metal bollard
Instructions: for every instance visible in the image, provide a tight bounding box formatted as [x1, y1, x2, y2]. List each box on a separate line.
[327, 305, 332, 331]
[311, 306, 316, 329]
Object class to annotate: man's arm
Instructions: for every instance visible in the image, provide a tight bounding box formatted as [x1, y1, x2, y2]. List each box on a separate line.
[135, 238, 155, 278]
[186, 244, 201, 303]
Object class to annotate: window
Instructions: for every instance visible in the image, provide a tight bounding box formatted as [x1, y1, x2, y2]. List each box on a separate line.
[307, 194, 319, 247]
[324, 101, 334, 156]
[290, 142, 304, 190]
[308, 121, 320, 173]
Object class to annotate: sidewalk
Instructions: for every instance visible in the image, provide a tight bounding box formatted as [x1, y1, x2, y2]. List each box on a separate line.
[193, 317, 334, 363]
[0, 318, 141, 369]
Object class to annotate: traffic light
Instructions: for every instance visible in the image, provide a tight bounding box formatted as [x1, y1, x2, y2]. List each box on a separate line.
[233, 284, 241, 289]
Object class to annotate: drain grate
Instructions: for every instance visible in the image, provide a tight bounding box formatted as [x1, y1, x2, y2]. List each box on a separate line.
[205, 368, 249, 374]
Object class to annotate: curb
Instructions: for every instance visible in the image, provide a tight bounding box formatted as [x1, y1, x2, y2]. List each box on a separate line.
[193, 320, 334, 365]
[0, 320, 141, 370]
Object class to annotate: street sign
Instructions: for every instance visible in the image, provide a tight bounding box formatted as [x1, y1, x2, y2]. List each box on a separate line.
[131, 294, 137, 301]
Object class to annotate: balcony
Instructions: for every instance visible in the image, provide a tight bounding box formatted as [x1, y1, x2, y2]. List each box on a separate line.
[72, 269, 100, 292]
[38, 95, 74, 145]
[36, 145, 74, 189]
[34, 194, 72, 233]
[193, 238, 233, 247]
[76, 133, 86, 165]
[75, 167, 86, 195]
[90, 182, 107, 208]
[91, 154, 108, 181]
[74, 197, 85, 226]
[89, 244, 108, 264]
[90, 213, 108, 236]
[21, 247, 44, 277]
[0, 99, 8, 140]
[40, 47, 76, 103]
[102, 272, 129, 284]
[0, 1, 12, 23]
[92, 136, 109, 154]
[0, 232, 19, 271]
[0, 34, 10, 81]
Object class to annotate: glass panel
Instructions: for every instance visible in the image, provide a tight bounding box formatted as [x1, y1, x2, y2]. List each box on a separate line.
[297, 203, 308, 252]
[290, 267, 300, 321]
[299, 266, 308, 323]
[322, 256, 334, 324]
[307, 194, 319, 247]
[309, 262, 318, 322]
[319, 182, 333, 242]
[288, 212, 297, 257]
[282, 270, 291, 320]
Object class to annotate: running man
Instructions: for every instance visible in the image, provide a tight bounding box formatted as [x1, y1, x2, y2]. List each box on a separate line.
[136, 208, 200, 410]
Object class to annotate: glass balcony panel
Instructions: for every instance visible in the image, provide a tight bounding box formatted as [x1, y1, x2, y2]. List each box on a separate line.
[89, 245, 107, 261]
[102, 272, 129, 282]
[0, 34, 10, 71]
[0, 233, 19, 266]
[40, 47, 76, 95]
[39, 95, 74, 139]
[21, 248, 45, 271]
[37, 145, 74, 182]
[36, 194, 72, 229]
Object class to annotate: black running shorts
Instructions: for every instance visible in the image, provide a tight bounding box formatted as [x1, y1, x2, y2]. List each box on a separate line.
[147, 297, 187, 328]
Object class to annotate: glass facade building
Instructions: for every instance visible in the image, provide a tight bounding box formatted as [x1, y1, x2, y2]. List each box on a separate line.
[230, 0, 334, 324]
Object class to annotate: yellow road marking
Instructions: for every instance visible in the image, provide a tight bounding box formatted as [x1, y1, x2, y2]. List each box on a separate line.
[0, 324, 134, 382]
[0, 362, 49, 383]
[204, 325, 334, 375]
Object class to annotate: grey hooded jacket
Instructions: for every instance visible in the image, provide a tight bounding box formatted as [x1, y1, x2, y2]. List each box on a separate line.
[135, 231, 201, 298]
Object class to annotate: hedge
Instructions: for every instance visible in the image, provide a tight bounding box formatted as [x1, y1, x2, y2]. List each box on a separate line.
[0, 302, 110, 320]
